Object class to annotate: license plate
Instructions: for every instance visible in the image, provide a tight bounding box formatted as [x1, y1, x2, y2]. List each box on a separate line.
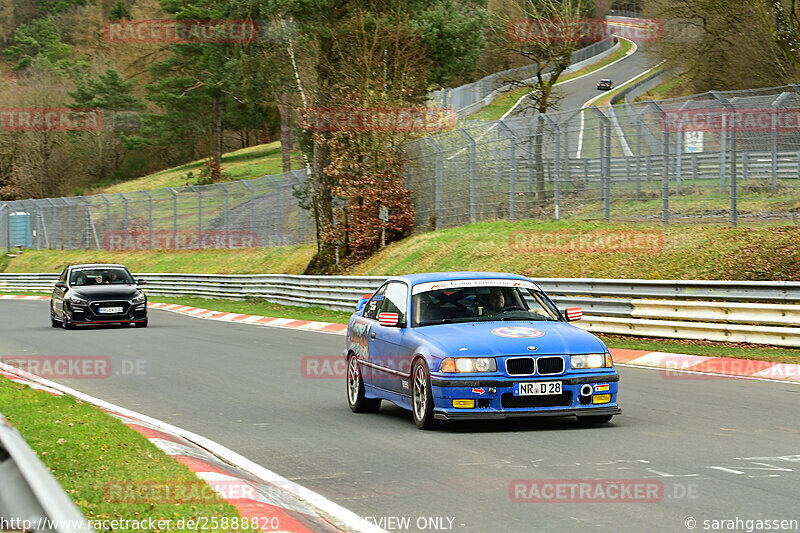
[99, 307, 123, 314]
[514, 381, 562, 396]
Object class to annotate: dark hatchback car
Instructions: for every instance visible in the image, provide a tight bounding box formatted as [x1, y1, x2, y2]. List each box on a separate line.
[597, 79, 613, 91]
[50, 264, 148, 329]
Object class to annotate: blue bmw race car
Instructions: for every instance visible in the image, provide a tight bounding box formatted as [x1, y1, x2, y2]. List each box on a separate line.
[345, 272, 621, 429]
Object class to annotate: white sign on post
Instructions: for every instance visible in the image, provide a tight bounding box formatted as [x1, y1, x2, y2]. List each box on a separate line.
[684, 131, 704, 153]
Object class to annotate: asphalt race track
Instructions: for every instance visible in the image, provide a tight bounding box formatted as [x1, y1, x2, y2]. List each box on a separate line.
[2, 301, 799, 533]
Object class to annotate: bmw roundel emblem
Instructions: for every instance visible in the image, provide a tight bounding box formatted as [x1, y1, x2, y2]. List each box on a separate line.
[527, 346, 537, 351]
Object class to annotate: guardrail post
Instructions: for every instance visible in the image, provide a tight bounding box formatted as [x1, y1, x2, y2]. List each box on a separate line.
[497, 120, 517, 221]
[166, 187, 177, 249]
[457, 128, 477, 223]
[140, 190, 153, 250]
[423, 138, 443, 229]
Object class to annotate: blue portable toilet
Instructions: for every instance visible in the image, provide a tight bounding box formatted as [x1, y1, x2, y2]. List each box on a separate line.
[9, 212, 31, 248]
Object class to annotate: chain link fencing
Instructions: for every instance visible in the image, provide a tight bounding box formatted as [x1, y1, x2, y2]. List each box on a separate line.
[406, 83, 800, 231]
[3, 83, 800, 252]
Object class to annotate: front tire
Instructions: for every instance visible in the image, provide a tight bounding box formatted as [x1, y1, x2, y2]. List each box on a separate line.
[346, 355, 380, 413]
[50, 309, 61, 328]
[412, 359, 437, 430]
[62, 308, 75, 330]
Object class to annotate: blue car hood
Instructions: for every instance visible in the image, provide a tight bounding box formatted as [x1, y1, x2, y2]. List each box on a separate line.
[413, 320, 605, 356]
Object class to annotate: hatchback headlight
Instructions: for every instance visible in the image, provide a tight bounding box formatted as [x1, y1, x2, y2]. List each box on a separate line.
[439, 357, 497, 373]
[570, 353, 611, 369]
[131, 292, 146, 304]
[69, 296, 88, 306]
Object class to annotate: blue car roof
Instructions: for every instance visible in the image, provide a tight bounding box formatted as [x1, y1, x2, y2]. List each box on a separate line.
[386, 272, 533, 286]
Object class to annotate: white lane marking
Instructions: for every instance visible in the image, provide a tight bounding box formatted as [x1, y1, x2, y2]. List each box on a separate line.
[708, 466, 745, 475]
[0, 360, 388, 533]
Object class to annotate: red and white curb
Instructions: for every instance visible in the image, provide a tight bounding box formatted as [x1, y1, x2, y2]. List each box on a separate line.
[610, 349, 800, 383]
[0, 360, 385, 533]
[147, 302, 348, 334]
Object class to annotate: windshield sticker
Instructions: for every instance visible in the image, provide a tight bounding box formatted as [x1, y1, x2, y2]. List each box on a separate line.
[412, 279, 539, 294]
[491, 326, 545, 338]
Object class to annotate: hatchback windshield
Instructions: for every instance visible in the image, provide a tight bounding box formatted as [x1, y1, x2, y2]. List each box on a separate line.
[411, 281, 560, 326]
[70, 268, 134, 286]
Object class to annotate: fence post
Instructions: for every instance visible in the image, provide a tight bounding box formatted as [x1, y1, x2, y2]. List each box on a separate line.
[541, 115, 561, 221]
[2, 205, 8, 253]
[99, 194, 110, 239]
[67, 199, 73, 250]
[497, 120, 517, 221]
[265, 177, 280, 245]
[242, 180, 256, 235]
[675, 101, 692, 195]
[711, 91, 737, 227]
[590, 107, 611, 221]
[771, 92, 790, 193]
[216, 184, 229, 244]
[140, 190, 153, 250]
[635, 120, 642, 200]
[423, 138, 443, 230]
[166, 187, 177, 249]
[457, 128, 477, 223]
[187, 185, 202, 245]
[719, 113, 727, 194]
[118, 193, 129, 234]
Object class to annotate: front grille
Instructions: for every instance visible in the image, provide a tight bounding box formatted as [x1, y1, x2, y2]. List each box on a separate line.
[502, 391, 572, 408]
[505, 357, 535, 375]
[89, 301, 130, 317]
[537, 356, 565, 375]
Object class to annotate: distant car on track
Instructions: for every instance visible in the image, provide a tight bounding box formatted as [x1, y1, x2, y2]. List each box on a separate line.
[597, 79, 613, 91]
[50, 264, 148, 329]
[345, 272, 620, 429]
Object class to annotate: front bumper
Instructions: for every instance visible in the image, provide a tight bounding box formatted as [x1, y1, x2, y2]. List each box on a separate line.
[430, 372, 620, 420]
[68, 302, 148, 324]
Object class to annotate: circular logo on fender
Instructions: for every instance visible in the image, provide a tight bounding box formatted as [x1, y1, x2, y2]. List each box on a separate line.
[491, 327, 545, 338]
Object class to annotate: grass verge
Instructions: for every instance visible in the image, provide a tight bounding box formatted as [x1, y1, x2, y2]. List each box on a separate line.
[2, 245, 315, 275]
[0, 379, 247, 531]
[96, 142, 301, 194]
[465, 39, 635, 121]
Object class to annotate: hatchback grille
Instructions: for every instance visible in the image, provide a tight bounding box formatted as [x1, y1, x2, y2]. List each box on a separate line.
[536, 356, 565, 375]
[502, 391, 572, 408]
[505, 357, 535, 375]
[89, 301, 130, 317]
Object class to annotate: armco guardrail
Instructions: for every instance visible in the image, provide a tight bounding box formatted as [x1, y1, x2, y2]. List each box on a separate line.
[2, 273, 799, 347]
[0, 412, 93, 532]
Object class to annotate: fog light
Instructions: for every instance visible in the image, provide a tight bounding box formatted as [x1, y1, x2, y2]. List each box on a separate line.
[452, 399, 475, 409]
[592, 394, 611, 404]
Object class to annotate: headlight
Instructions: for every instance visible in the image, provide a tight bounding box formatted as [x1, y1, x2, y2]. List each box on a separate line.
[439, 357, 497, 373]
[570, 353, 611, 369]
[131, 292, 146, 304]
[69, 296, 88, 306]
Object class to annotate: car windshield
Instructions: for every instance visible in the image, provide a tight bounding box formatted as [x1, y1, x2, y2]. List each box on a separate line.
[411, 283, 561, 327]
[70, 268, 134, 286]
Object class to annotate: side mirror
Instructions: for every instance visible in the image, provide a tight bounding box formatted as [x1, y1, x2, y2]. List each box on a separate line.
[54, 281, 66, 289]
[564, 307, 583, 321]
[137, 279, 147, 285]
[355, 293, 372, 312]
[378, 312, 400, 327]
